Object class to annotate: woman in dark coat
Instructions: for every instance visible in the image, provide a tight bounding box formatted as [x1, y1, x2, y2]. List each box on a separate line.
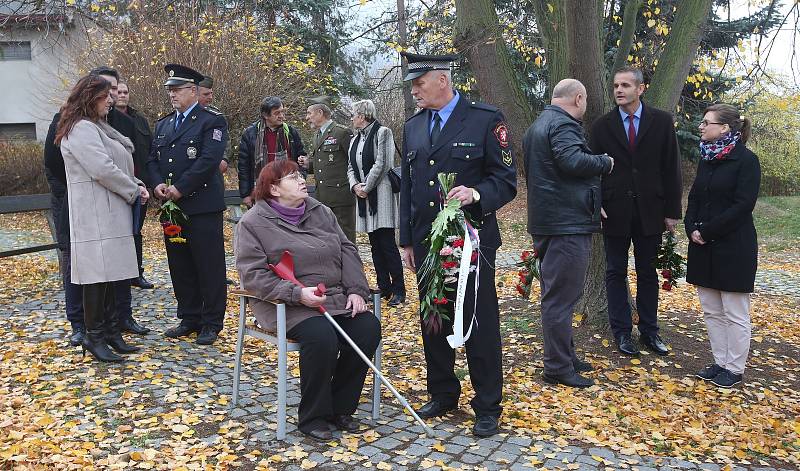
[684, 103, 760, 388]
[235, 160, 381, 441]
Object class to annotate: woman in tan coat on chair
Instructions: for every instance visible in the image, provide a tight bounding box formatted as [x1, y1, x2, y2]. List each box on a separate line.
[56, 74, 149, 362]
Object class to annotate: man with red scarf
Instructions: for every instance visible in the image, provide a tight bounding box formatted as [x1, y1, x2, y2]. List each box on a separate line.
[238, 96, 307, 207]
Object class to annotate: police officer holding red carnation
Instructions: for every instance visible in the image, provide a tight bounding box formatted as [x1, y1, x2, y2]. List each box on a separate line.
[398, 52, 517, 437]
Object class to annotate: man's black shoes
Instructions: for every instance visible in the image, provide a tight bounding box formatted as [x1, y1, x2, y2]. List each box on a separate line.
[121, 317, 151, 335]
[641, 334, 669, 356]
[131, 276, 154, 289]
[473, 415, 499, 437]
[196, 326, 219, 345]
[542, 371, 595, 388]
[417, 399, 458, 419]
[388, 294, 406, 307]
[711, 369, 742, 388]
[573, 358, 594, 373]
[696, 363, 724, 381]
[331, 414, 360, 432]
[164, 323, 200, 338]
[616, 334, 640, 356]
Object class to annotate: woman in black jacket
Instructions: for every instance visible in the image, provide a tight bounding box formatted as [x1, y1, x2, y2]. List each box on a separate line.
[684, 103, 760, 388]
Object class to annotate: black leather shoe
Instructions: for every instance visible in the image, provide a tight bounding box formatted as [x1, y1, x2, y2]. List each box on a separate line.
[417, 399, 458, 419]
[164, 323, 200, 338]
[331, 415, 360, 432]
[121, 317, 150, 335]
[542, 371, 595, 388]
[380, 289, 393, 300]
[473, 415, 499, 437]
[196, 326, 219, 345]
[302, 426, 334, 441]
[131, 276, 154, 289]
[106, 334, 141, 354]
[573, 358, 594, 373]
[641, 333, 669, 356]
[617, 334, 640, 356]
[69, 327, 86, 347]
[388, 294, 406, 307]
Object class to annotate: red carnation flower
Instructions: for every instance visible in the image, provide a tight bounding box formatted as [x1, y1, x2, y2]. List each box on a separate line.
[518, 270, 528, 281]
[662, 281, 672, 291]
[516, 284, 525, 295]
[452, 238, 464, 248]
[163, 224, 182, 237]
[441, 261, 458, 269]
[521, 250, 531, 262]
[661, 269, 672, 279]
[433, 297, 449, 305]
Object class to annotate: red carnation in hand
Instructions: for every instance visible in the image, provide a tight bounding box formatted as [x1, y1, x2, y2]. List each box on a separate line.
[661, 269, 672, 279]
[521, 250, 531, 262]
[662, 281, 672, 291]
[441, 261, 458, 269]
[516, 284, 525, 295]
[164, 224, 182, 237]
[433, 297, 449, 305]
[452, 238, 464, 248]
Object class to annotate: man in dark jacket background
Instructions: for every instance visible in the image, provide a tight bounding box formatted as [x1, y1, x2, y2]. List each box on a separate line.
[238, 96, 306, 207]
[524, 78, 614, 388]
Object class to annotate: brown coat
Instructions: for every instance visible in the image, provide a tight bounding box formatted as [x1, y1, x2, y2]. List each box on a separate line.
[234, 197, 370, 332]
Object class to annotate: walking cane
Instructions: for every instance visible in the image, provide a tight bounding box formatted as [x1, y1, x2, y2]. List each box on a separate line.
[269, 250, 435, 437]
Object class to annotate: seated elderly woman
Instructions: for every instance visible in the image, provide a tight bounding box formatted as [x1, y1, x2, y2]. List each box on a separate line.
[234, 160, 381, 440]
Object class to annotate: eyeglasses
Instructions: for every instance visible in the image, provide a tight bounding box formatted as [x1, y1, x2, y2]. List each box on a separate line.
[278, 172, 304, 182]
[167, 86, 195, 93]
[699, 120, 725, 127]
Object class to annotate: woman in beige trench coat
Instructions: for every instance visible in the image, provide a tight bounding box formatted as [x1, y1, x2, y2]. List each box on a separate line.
[56, 74, 149, 363]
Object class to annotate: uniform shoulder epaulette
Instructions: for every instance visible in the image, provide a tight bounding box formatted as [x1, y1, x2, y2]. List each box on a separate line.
[156, 111, 174, 122]
[469, 101, 498, 112]
[202, 105, 223, 116]
[405, 108, 427, 123]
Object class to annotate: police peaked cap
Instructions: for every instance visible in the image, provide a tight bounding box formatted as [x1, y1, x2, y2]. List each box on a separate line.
[162, 63, 205, 87]
[401, 52, 458, 81]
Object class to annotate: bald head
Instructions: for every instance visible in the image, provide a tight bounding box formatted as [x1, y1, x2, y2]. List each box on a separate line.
[551, 79, 588, 119]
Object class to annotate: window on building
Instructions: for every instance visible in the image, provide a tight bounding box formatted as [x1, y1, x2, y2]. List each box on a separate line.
[0, 124, 37, 141]
[0, 41, 32, 61]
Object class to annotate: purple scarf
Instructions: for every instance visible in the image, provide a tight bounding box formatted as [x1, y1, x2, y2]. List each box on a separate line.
[268, 199, 306, 225]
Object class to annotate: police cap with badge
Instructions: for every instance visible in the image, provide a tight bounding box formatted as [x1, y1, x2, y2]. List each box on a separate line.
[163, 63, 205, 87]
[401, 52, 459, 81]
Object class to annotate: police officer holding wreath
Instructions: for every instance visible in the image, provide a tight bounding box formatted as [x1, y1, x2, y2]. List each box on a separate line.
[147, 64, 228, 345]
[399, 53, 517, 437]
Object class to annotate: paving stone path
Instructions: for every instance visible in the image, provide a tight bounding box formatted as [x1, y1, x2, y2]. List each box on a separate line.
[3, 247, 795, 470]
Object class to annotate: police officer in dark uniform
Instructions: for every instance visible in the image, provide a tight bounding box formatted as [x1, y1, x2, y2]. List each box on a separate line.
[147, 64, 229, 345]
[399, 53, 517, 437]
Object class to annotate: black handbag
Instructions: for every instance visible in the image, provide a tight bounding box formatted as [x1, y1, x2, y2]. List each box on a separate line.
[388, 167, 401, 193]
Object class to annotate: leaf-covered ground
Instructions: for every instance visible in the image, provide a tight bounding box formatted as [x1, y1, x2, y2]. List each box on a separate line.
[1, 206, 799, 470]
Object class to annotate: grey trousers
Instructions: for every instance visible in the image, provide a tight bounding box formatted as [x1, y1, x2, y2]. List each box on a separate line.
[533, 234, 592, 375]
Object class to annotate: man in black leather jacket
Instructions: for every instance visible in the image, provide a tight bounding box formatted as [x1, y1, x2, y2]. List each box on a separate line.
[523, 79, 614, 388]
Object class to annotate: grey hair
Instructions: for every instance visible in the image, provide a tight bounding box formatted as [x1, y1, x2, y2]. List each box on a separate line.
[309, 103, 332, 118]
[615, 66, 644, 85]
[352, 99, 377, 121]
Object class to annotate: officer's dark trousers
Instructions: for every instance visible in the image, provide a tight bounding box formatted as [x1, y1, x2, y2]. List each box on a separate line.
[133, 198, 148, 276]
[287, 313, 381, 433]
[331, 205, 356, 244]
[165, 211, 227, 331]
[113, 280, 135, 322]
[415, 248, 503, 418]
[59, 250, 84, 328]
[604, 207, 662, 339]
[534, 234, 591, 375]
[368, 228, 405, 296]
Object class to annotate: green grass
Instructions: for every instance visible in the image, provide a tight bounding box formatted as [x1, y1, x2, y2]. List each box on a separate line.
[753, 196, 800, 251]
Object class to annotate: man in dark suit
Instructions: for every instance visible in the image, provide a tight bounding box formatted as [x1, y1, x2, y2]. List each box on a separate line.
[299, 103, 355, 242]
[589, 66, 682, 356]
[398, 52, 517, 437]
[147, 64, 229, 345]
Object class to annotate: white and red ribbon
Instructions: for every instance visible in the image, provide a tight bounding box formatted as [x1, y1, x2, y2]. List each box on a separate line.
[447, 221, 480, 349]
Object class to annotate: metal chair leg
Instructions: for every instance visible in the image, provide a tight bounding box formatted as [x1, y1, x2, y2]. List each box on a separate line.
[232, 295, 247, 407]
[277, 303, 288, 440]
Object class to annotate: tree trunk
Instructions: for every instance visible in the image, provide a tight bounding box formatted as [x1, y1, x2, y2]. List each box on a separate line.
[396, 0, 415, 121]
[646, 0, 713, 112]
[453, 0, 535, 170]
[531, 0, 568, 98]
[609, 0, 643, 101]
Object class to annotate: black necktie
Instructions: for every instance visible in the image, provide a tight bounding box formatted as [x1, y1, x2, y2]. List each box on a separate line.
[175, 113, 184, 131]
[430, 112, 442, 145]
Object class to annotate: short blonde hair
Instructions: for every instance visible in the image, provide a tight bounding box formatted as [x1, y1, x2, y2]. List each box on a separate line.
[352, 99, 377, 121]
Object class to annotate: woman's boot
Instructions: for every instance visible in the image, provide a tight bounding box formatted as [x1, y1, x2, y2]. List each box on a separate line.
[105, 281, 140, 354]
[82, 283, 124, 362]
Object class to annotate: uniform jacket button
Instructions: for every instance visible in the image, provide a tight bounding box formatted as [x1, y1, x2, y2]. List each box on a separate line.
[171, 144, 175, 148]
[466, 155, 470, 159]
[168, 159, 173, 162]
[429, 181, 434, 186]
[429, 160, 435, 165]
[429, 201, 435, 207]
[168, 173, 174, 177]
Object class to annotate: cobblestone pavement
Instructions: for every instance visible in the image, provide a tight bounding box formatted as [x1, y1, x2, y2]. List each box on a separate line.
[3, 250, 795, 471]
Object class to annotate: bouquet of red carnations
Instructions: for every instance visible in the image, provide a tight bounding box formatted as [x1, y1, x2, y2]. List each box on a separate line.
[515, 248, 541, 299]
[655, 231, 685, 290]
[417, 173, 479, 340]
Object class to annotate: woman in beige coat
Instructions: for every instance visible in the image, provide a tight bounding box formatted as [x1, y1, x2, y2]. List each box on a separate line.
[235, 160, 381, 441]
[56, 74, 149, 363]
[346, 99, 405, 306]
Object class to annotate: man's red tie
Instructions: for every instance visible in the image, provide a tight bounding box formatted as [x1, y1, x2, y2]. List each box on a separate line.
[627, 113, 636, 154]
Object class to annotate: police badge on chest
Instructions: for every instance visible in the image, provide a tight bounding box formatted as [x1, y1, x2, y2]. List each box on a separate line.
[187, 147, 197, 159]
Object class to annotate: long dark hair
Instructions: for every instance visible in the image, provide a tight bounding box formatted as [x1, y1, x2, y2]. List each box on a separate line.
[704, 103, 752, 144]
[55, 74, 112, 145]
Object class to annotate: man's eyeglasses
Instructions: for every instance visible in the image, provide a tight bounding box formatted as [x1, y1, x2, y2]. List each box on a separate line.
[167, 85, 195, 93]
[279, 172, 305, 182]
[699, 120, 724, 127]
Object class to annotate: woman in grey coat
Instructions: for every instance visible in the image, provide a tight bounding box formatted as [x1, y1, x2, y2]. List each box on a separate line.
[56, 74, 149, 362]
[347, 100, 405, 306]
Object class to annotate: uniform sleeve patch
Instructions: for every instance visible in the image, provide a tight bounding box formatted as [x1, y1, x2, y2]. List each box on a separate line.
[212, 129, 223, 141]
[502, 150, 513, 166]
[494, 122, 509, 148]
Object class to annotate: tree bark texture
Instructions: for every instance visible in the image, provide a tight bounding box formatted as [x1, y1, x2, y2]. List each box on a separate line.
[531, 0, 569, 99]
[453, 0, 535, 171]
[396, 0, 415, 121]
[646, 0, 713, 112]
[609, 0, 643, 101]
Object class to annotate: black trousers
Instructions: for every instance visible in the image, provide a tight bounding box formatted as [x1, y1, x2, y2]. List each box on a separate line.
[60, 253, 133, 325]
[604, 207, 662, 339]
[165, 211, 227, 331]
[367, 228, 405, 296]
[287, 313, 381, 433]
[534, 234, 591, 375]
[414, 247, 503, 418]
[133, 198, 148, 276]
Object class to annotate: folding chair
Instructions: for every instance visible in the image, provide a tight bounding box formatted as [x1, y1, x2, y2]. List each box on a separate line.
[231, 289, 383, 439]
